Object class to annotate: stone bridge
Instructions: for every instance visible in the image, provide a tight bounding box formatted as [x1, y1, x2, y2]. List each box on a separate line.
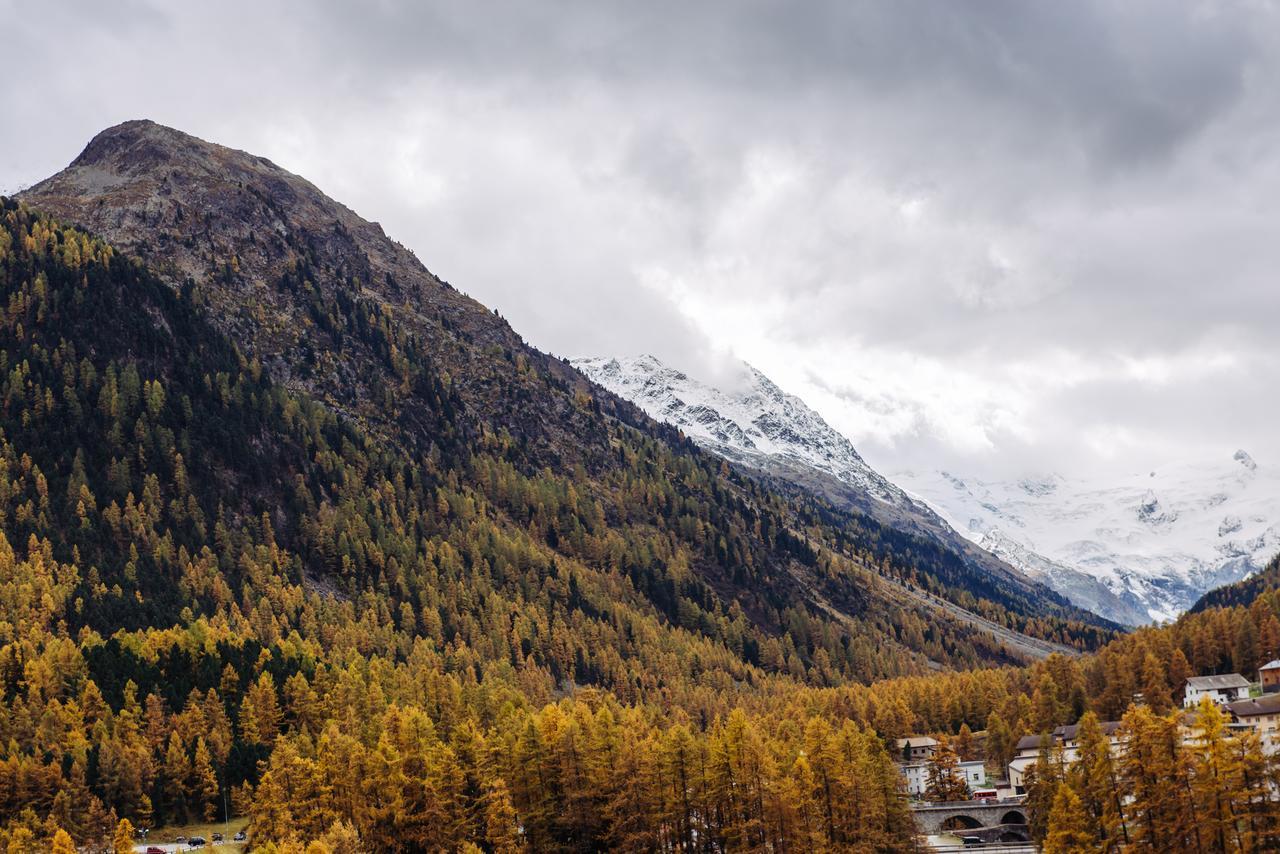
[911, 798, 1031, 842]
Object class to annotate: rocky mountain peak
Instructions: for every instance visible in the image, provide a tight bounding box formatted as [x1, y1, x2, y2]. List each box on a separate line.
[573, 353, 1078, 612]
[72, 119, 218, 172]
[17, 121, 600, 464]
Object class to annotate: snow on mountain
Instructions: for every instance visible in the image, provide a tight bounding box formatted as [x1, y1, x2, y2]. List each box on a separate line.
[893, 454, 1280, 624]
[575, 355, 1280, 627]
[572, 354, 1098, 623]
[573, 355, 910, 506]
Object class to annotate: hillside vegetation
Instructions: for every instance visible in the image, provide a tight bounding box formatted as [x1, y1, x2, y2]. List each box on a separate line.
[0, 121, 1276, 849]
[0, 120, 1118, 852]
[0, 199, 1047, 851]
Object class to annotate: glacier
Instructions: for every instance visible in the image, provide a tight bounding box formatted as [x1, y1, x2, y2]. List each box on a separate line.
[893, 454, 1280, 624]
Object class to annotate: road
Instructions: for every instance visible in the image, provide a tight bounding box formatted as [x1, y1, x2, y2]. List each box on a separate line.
[873, 570, 1078, 660]
[133, 842, 244, 853]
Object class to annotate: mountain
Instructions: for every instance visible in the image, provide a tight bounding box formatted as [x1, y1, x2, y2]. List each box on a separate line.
[573, 355, 905, 506]
[0, 188, 925, 852]
[894, 453, 1280, 624]
[1190, 550, 1280, 612]
[17, 119, 591, 464]
[574, 354, 1118, 629]
[24, 115, 1280, 854]
[0, 120, 1122, 848]
[8, 123, 1118, 667]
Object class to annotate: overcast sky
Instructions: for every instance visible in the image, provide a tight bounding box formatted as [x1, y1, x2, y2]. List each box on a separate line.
[5, 0, 1280, 479]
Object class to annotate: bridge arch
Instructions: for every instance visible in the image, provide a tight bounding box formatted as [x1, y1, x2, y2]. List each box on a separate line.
[940, 814, 983, 832]
[910, 798, 1030, 836]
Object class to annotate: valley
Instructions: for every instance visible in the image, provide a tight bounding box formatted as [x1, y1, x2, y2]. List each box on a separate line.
[0, 119, 1272, 853]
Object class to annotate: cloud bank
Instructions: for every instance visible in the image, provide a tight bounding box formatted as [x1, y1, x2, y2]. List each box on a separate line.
[4, 0, 1279, 477]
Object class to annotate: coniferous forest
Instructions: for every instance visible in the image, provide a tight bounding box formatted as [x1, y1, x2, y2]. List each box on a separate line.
[0, 193, 1065, 851]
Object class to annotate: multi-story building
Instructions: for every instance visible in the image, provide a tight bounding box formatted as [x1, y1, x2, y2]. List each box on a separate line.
[1007, 722, 1123, 793]
[1227, 692, 1280, 754]
[1183, 673, 1251, 707]
[899, 758, 986, 798]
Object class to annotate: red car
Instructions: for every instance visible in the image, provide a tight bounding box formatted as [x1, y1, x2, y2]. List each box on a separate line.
[145, 848, 165, 854]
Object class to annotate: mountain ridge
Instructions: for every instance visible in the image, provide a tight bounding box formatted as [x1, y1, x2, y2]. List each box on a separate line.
[22, 119, 616, 467]
[573, 353, 1117, 628]
[0, 117, 1150, 851]
[16, 118, 1111, 685]
[576, 352, 1280, 626]
[896, 453, 1280, 624]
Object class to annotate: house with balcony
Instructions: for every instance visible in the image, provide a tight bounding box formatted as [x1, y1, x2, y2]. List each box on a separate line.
[1183, 673, 1251, 708]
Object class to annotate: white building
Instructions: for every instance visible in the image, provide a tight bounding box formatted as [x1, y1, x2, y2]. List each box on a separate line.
[1184, 673, 1251, 708]
[900, 758, 986, 797]
[1007, 722, 1123, 793]
[894, 735, 938, 763]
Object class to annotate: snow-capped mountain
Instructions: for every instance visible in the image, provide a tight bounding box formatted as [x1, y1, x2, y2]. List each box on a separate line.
[574, 355, 908, 505]
[575, 355, 1280, 627]
[893, 454, 1280, 625]
[573, 355, 1089, 620]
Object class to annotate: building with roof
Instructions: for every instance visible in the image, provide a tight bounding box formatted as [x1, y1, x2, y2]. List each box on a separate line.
[1179, 703, 1256, 751]
[1228, 692, 1280, 754]
[899, 758, 986, 798]
[1006, 722, 1122, 793]
[894, 736, 938, 763]
[1259, 660, 1280, 694]
[1184, 673, 1251, 708]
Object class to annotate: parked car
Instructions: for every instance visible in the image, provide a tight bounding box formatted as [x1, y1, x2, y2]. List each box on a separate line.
[145, 847, 165, 854]
[234, 830, 247, 841]
[212, 832, 224, 841]
[175, 836, 186, 843]
[189, 837, 207, 847]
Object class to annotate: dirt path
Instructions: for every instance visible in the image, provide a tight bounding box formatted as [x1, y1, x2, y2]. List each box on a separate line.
[876, 572, 1078, 660]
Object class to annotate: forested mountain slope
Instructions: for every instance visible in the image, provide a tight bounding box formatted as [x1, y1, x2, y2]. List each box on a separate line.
[18, 120, 1108, 658]
[0, 120, 1109, 850]
[0, 198, 923, 851]
[1189, 550, 1280, 612]
[577, 353, 1135, 627]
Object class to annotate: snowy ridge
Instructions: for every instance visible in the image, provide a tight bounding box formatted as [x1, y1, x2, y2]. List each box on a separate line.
[573, 355, 912, 507]
[576, 355, 1280, 626]
[573, 354, 1087, 625]
[894, 455, 1280, 624]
